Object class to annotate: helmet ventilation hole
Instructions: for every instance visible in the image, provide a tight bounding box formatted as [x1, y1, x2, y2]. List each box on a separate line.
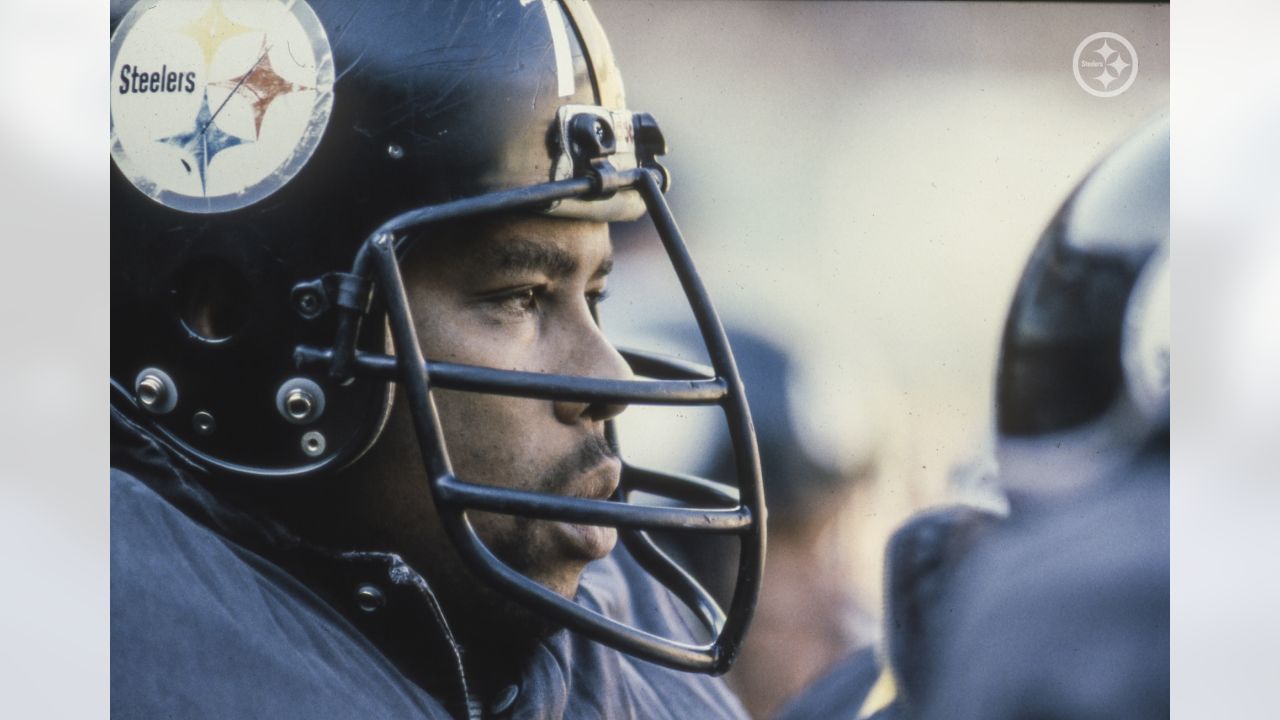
[177, 257, 253, 343]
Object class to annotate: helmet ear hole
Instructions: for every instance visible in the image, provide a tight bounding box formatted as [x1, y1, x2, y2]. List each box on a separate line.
[177, 257, 253, 343]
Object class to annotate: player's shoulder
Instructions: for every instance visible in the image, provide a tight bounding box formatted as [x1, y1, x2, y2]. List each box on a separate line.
[109, 468, 451, 719]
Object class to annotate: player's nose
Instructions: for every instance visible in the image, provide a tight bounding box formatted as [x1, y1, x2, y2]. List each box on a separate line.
[553, 319, 633, 425]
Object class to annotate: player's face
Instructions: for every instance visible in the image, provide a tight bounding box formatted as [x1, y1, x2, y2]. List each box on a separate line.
[403, 214, 631, 599]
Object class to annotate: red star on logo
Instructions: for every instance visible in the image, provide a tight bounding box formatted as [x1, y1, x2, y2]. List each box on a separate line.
[216, 46, 314, 138]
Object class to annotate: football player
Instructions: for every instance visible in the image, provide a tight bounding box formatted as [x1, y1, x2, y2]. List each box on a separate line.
[109, 1, 765, 717]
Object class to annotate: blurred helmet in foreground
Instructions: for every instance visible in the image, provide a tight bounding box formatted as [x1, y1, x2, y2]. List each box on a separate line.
[995, 113, 1169, 496]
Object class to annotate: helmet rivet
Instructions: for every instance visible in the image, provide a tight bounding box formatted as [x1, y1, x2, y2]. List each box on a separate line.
[137, 375, 164, 406]
[192, 411, 216, 436]
[297, 291, 320, 314]
[386, 143, 405, 160]
[286, 390, 314, 420]
[276, 378, 326, 424]
[301, 431, 327, 457]
[355, 584, 385, 613]
[134, 368, 178, 414]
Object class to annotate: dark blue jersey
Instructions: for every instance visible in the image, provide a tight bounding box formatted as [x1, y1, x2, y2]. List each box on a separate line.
[920, 451, 1169, 720]
[778, 446, 1168, 720]
[110, 411, 747, 719]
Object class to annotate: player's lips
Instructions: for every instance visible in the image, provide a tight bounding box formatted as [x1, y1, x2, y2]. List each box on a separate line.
[573, 455, 622, 501]
[555, 455, 622, 561]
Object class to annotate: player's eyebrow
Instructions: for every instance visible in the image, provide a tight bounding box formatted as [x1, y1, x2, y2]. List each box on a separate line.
[475, 237, 613, 280]
[484, 237, 578, 277]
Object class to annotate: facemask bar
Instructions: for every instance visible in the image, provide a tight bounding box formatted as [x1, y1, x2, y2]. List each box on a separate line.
[295, 167, 765, 675]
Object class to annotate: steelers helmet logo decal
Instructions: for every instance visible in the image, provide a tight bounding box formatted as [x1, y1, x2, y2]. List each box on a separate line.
[111, 0, 335, 214]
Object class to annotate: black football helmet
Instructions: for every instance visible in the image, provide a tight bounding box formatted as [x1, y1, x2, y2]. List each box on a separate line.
[995, 113, 1169, 493]
[109, 0, 764, 675]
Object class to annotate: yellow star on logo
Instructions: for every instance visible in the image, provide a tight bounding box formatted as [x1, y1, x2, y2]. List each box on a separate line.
[181, 0, 258, 69]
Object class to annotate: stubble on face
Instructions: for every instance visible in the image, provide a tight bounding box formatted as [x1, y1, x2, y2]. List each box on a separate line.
[418, 427, 621, 665]
[474, 432, 620, 579]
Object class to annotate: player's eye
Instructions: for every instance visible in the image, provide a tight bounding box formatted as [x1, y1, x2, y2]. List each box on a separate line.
[498, 287, 539, 314]
[480, 285, 542, 318]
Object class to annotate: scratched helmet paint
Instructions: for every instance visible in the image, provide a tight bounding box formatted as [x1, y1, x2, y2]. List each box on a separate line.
[109, 0, 764, 675]
[994, 113, 1169, 495]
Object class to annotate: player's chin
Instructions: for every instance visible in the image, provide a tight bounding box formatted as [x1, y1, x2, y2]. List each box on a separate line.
[524, 525, 614, 597]
[551, 519, 618, 562]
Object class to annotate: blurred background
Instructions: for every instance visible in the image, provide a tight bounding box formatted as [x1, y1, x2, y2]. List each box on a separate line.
[2, 1, 1277, 718]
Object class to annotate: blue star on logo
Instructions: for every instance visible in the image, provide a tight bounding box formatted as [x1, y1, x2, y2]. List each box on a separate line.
[159, 90, 252, 195]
